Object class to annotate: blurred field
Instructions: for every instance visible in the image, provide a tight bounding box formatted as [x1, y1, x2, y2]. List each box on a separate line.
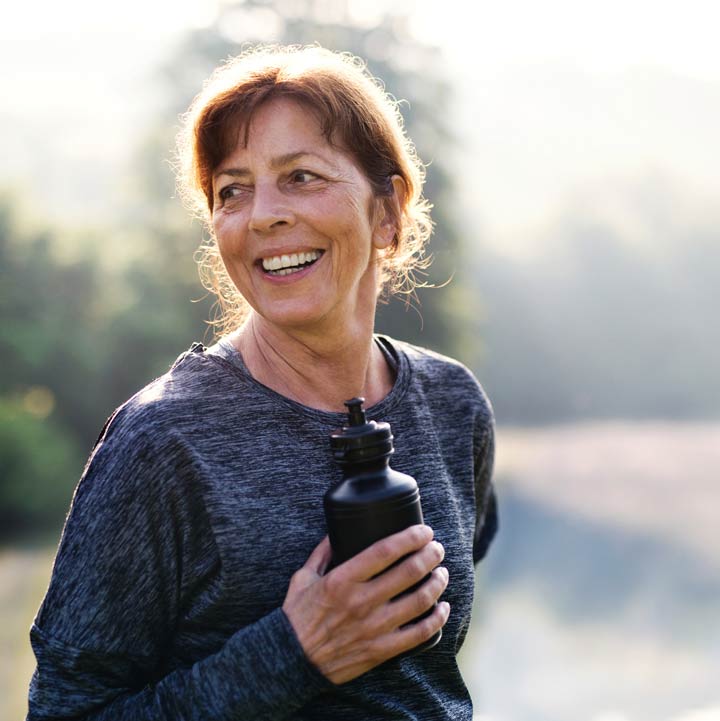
[494, 422, 720, 567]
[1, 545, 54, 721]
[461, 420, 720, 721]
[3, 421, 719, 720]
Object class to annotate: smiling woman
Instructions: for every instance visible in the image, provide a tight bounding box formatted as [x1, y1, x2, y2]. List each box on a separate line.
[209, 98, 389, 340]
[176, 45, 433, 338]
[26, 45, 498, 721]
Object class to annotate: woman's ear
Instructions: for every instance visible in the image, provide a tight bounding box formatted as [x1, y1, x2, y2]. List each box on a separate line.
[373, 175, 406, 250]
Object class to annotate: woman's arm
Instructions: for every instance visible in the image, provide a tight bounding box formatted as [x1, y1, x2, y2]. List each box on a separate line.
[29, 530, 448, 720]
[27, 407, 449, 720]
[473, 417, 498, 563]
[27, 609, 331, 721]
[28, 606, 329, 721]
[27, 413, 332, 721]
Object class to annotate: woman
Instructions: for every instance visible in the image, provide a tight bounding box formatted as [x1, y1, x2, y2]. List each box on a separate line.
[27, 45, 497, 720]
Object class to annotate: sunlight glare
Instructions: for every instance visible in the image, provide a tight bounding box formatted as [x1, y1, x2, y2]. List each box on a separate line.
[1, 0, 218, 35]
[411, 0, 720, 80]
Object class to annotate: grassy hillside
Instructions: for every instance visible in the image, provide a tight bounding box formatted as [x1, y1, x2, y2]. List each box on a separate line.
[0, 546, 54, 721]
[461, 421, 720, 721]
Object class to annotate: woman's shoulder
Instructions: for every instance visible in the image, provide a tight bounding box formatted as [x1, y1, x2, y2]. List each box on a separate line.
[71, 344, 228, 513]
[380, 335, 494, 423]
[381, 335, 484, 385]
[91, 343, 230, 453]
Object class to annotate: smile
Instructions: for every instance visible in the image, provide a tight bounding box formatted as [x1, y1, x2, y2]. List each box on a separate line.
[261, 250, 324, 276]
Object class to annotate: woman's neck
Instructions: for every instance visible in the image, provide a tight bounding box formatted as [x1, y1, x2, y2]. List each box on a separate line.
[230, 314, 395, 412]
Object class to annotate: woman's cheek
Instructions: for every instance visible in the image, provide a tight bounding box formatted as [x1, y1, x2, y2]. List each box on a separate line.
[214, 215, 245, 255]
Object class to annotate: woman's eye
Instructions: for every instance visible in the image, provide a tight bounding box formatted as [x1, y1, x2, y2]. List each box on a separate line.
[219, 185, 249, 202]
[291, 170, 319, 184]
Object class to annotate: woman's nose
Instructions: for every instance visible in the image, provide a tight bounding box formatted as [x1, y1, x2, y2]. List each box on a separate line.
[248, 182, 295, 233]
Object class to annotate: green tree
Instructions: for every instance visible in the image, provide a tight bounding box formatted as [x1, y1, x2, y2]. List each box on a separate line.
[0, 198, 91, 534]
[0, 399, 79, 538]
[0, 4, 479, 537]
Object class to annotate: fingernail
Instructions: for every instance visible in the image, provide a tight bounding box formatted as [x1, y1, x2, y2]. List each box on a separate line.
[439, 566, 449, 581]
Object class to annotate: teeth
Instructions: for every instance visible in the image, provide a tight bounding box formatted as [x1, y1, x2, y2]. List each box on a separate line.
[262, 250, 322, 273]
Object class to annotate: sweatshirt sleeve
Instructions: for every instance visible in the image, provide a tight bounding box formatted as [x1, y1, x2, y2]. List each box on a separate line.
[473, 416, 498, 564]
[27, 406, 332, 721]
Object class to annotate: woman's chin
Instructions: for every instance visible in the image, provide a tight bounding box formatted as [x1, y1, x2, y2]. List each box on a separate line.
[253, 299, 331, 331]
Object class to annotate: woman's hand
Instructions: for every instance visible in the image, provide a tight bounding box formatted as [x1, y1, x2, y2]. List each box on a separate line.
[282, 525, 450, 684]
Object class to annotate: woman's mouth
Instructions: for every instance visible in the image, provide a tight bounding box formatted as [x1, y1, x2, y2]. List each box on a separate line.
[260, 250, 324, 277]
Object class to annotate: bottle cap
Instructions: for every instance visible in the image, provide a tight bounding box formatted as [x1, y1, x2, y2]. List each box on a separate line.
[330, 397, 394, 464]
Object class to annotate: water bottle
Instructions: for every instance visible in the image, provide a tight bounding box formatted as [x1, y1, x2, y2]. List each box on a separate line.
[324, 397, 441, 653]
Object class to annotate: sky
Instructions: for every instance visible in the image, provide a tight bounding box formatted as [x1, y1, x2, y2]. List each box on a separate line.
[1, 0, 719, 254]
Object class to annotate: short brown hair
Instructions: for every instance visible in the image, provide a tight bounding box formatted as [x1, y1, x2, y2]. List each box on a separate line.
[175, 44, 433, 334]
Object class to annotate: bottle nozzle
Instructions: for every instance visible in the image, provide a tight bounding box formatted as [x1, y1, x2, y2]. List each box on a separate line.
[331, 397, 394, 464]
[344, 397, 367, 427]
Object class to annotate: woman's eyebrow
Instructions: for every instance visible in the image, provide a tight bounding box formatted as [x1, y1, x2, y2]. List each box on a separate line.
[213, 151, 334, 180]
[270, 150, 317, 169]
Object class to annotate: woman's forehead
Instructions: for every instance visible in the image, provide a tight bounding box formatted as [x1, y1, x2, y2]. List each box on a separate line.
[216, 97, 354, 172]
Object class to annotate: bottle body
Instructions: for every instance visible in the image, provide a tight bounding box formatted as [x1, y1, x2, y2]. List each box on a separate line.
[323, 463, 441, 653]
[324, 466, 423, 565]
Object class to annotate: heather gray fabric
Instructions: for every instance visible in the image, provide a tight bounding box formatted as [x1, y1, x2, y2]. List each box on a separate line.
[27, 335, 496, 721]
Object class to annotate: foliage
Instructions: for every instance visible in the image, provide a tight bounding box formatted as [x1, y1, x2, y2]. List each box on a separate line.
[471, 177, 720, 423]
[0, 194, 211, 535]
[0, 398, 79, 537]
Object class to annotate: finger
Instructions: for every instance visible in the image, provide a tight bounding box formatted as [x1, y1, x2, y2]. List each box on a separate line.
[369, 540, 445, 602]
[304, 536, 333, 575]
[372, 600, 450, 661]
[382, 566, 449, 631]
[338, 525, 434, 583]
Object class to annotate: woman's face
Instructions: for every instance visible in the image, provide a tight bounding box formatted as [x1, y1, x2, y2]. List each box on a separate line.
[211, 97, 394, 333]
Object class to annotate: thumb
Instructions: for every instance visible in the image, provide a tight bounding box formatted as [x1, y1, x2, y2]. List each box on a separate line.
[304, 535, 332, 576]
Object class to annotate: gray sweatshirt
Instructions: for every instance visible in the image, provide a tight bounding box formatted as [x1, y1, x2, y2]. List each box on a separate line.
[27, 335, 497, 720]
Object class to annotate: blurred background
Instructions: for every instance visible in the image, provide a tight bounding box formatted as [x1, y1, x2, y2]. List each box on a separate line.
[1, 0, 718, 719]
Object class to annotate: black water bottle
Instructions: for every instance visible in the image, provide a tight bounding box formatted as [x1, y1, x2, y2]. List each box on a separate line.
[323, 397, 441, 653]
